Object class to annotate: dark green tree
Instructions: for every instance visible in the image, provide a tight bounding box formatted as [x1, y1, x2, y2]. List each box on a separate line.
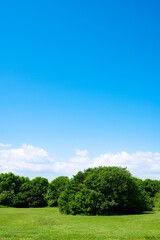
[142, 179, 160, 197]
[0, 173, 49, 207]
[58, 167, 152, 215]
[46, 176, 69, 206]
[12, 179, 31, 207]
[27, 177, 49, 207]
[0, 173, 28, 206]
[154, 191, 160, 208]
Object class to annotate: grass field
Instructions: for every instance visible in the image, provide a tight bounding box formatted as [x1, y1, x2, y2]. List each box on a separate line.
[0, 207, 160, 240]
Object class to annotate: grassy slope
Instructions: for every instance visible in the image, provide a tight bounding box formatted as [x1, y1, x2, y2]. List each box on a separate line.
[0, 207, 160, 240]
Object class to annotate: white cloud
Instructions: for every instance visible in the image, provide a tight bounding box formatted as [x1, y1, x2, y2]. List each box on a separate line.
[75, 149, 89, 157]
[54, 150, 90, 177]
[90, 151, 160, 179]
[0, 144, 160, 180]
[0, 144, 54, 175]
[0, 142, 11, 148]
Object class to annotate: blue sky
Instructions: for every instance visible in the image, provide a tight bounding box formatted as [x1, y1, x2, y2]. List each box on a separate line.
[0, 0, 160, 180]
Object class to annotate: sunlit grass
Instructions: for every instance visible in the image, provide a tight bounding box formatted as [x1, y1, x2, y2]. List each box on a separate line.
[0, 207, 160, 240]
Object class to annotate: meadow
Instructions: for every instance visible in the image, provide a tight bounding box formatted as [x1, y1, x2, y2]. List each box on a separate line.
[0, 207, 160, 240]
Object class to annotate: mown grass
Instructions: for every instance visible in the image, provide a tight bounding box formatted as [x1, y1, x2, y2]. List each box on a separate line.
[0, 207, 160, 240]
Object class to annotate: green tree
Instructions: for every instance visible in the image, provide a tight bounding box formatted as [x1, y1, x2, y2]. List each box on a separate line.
[58, 167, 151, 215]
[0, 173, 28, 206]
[142, 179, 160, 197]
[27, 177, 49, 207]
[46, 176, 69, 206]
[154, 191, 160, 208]
[12, 179, 31, 207]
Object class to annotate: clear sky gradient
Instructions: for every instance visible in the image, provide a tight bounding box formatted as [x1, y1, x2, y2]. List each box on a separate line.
[0, 0, 160, 179]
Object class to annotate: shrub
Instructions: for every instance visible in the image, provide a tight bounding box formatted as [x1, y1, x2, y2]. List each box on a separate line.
[45, 176, 69, 207]
[27, 177, 49, 207]
[58, 167, 152, 215]
[0, 173, 29, 207]
[142, 179, 160, 197]
[154, 192, 160, 208]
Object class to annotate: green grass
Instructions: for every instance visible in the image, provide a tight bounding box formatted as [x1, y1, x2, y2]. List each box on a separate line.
[0, 207, 160, 240]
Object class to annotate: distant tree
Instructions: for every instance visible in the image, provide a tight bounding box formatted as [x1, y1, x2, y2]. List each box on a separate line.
[0, 173, 28, 206]
[154, 191, 160, 208]
[0, 173, 49, 207]
[27, 177, 49, 207]
[142, 179, 160, 197]
[58, 167, 152, 215]
[46, 176, 69, 207]
[0, 190, 14, 206]
[12, 179, 31, 207]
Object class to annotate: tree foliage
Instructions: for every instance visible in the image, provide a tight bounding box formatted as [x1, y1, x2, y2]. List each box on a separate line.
[0, 170, 159, 212]
[154, 191, 160, 208]
[0, 173, 49, 207]
[28, 177, 49, 207]
[58, 167, 152, 215]
[46, 176, 69, 207]
[0, 173, 28, 206]
[142, 179, 160, 197]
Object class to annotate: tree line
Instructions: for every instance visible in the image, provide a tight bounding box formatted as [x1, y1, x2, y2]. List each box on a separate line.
[0, 173, 68, 208]
[0, 167, 160, 215]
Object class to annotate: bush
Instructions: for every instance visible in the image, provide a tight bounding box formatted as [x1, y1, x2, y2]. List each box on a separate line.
[27, 177, 49, 207]
[58, 167, 152, 215]
[142, 179, 160, 197]
[45, 176, 69, 207]
[154, 192, 160, 208]
[0, 173, 49, 208]
[0, 173, 29, 207]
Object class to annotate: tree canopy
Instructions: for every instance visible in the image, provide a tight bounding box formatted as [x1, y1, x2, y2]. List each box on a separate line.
[0, 173, 49, 207]
[0, 169, 159, 214]
[46, 176, 69, 207]
[58, 167, 152, 215]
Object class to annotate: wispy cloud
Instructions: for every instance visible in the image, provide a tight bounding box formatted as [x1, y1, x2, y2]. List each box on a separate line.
[0, 143, 160, 180]
[0, 144, 54, 175]
[0, 142, 11, 148]
[90, 151, 160, 180]
[75, 149, 88, 157]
